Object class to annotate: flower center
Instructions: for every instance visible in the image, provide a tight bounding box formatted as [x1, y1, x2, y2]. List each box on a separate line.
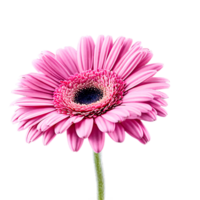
[53, 69, 126, 117]
[74, 87, 103, 105]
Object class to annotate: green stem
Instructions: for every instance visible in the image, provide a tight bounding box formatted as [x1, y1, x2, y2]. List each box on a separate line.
[93, 152, 105, 200]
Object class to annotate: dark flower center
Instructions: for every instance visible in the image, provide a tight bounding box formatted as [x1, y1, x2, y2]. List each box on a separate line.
[53, 69, 126, 117]
[74, 87, 103, 105]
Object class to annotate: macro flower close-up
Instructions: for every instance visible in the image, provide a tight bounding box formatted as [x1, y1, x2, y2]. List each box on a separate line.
[9, 34, 172, 200]
[12, 35, 169, 153]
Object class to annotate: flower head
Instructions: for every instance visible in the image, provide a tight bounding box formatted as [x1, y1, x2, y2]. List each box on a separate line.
[12, 36, 169, 153]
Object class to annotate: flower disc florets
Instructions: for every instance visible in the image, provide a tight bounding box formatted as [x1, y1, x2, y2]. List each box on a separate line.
[53, 69, 126, 117]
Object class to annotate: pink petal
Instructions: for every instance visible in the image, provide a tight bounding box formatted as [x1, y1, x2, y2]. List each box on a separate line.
[113, 41, 142, 73]
[22, 74, 55, 91]
[121, 103, 152, 113]
[23, 129, 32, 145]
[131, 82, 170, 91]
[47, 114, 69, 127]
[56, 47, 79, 75]
[67, 124, 84, 152]
[156, 99, 170, 108]
[23, 111, 57, 130]
[54, 116, 84, 134]
[17, 72, 55, 94]
[14, 97, 53, 107]
[40, 50, 56, 58]
[54, 118, 71, 134]
[151, 105, 167, 117]
[77, 36, 95, 72]
[108, 123, 125, 143]
[149, 99, 162, 107]
[75, 118, 94, 138]
[140, 111, 157, 121]
[27, 73, 59, 88]
[121, 119, 143, 139]
[26, 125, 42, 143]
[94, 35, 105, 70]
[125, 110, 139, 120]
[41, 53, 69, 80]
[148, 108, 159, 122]
[60, 117, 73, 134]
[130, 76, 173, 91]
[125, 70, 157, 91]
[23, 130, 30, 145]
[106, 107, 130, 118]
[136, 120, 150, 142]
[134, 63, 163, 73]
[43, 128, 56, 145]
[37, 111, 69, 131]
[114, 38, 133, 67]
[95, 116, 115, 133]
[73, 116, 85, 123]
[146, 90, 165, 98]
[159, 91, 171, 99]
[120, 124, 138, 142]
[116, 105, 141, 116]
[17, 120, 28, 131]
[32, 59, 60, 83]
[142, 77, 169, 84]
[128, 89, 168, 99]
[12, 107, 31, 123]
[134, 77, 169, 92]
[30, 131, 43, 142]
[134, 50, 153, 70]
[139, 113, 155, 123]
[116, 115, 127, 122]
[18, 107, 56, 121]
[37, 112, 59, 131]
[19, 78, 53, 94]
[101, 112, 122, 123]
[40, 54, 64, 80]
[124, 89, 153, 97]
[123, 92, 154, 103]
[37, 114, 52, 132]
[117, 51, 145, 79]
[138, 138, 148, 144]
[104, 37, 126, 70]
[88, 124, 105, 153]
[13, 89, 53, 100]
[127, 112, 140, 119]
[121, 119, 150, 144]
[130, 41, 142, 49]
[98, 36, 113, 69]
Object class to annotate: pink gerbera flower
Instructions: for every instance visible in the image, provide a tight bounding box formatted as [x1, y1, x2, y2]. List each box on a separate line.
[12, 36, 169, 153]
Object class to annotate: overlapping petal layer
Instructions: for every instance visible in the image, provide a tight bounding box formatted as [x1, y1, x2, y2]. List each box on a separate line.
[12, 36, 169, 152]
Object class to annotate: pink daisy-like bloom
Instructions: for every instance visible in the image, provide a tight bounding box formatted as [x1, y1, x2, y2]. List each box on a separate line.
[12, 36, 169, 153]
